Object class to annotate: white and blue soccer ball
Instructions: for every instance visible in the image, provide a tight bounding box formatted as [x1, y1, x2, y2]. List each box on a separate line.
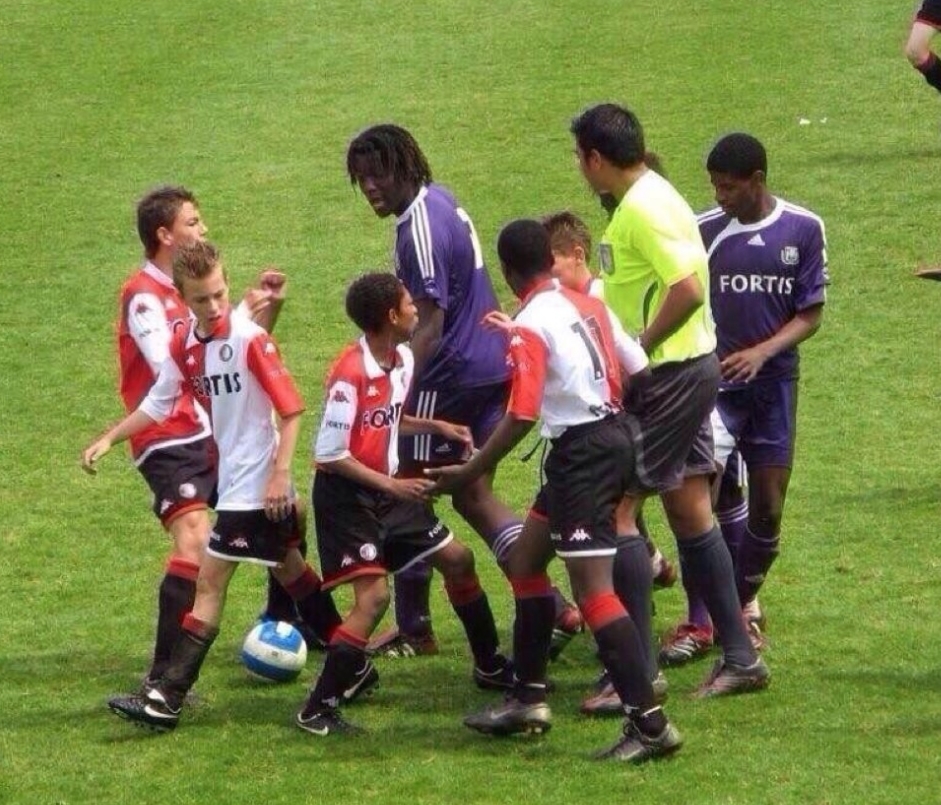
[241, 620, 308, 683]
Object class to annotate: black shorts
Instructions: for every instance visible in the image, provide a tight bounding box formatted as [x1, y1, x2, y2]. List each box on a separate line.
[917, 0, 941, 27]
[622, 352, 719, 495]
[312, 471, 453, 590]
[541, 415, 635, 559]
[207, 507, 301, 567]
[137, 438, 217, 527]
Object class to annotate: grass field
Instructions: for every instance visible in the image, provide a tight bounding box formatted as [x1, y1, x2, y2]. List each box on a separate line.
[1, 2, 940, 804]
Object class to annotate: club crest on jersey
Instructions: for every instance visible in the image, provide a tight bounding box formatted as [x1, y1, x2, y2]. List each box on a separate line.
[220, 344, 234, 362]
[780, 246, 799, 266]
[178, 483, 196, 499]
[598, 243, 614, 275]
[359, 543, 378, 561]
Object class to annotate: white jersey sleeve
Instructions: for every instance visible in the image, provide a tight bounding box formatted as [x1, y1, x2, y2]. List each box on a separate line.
[127, 291, 172, 375]
[314, 380, 358, 464]
[138, 353, 186, 423]
[606, 306, 649, 375]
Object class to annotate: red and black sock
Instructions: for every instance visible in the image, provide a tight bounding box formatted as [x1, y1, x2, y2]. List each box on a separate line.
[510, 574, 555, 703]
[160, 612, 218, 708]
[285, 565, 342, 645]
[149, 557, 198, 682]
[583, 592, 666, 736]
[613, 534, 656, 680]
[307, 629, 367, 710]
[917, 53, 941, 93]
[445, 574, 500, 671]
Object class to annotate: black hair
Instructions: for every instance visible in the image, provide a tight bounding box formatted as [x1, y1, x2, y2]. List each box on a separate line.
[345, 272, 406, 334]
[136, 185, 198, 259]
[497, 219, 554, 283]
[706, 133, 768, 178]
[346, 124, 433, 187]
[570, 103, 645, 169]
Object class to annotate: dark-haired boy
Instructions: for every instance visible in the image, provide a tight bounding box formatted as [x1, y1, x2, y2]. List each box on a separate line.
[692, 132, 826, 640]
[296, 272, 509, 736]
[430, 220, 681, 764]
[85, 241, 342, 731]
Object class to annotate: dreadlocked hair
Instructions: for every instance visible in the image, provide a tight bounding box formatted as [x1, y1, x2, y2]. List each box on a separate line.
[346, 124, 433, 187]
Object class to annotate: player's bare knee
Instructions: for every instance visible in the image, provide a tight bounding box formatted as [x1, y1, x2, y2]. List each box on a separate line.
[168, 508, 210, 561]
[433, 542, 475, 580]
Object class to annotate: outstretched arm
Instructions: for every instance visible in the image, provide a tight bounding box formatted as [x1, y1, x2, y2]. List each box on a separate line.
[81, 409, 157, 474]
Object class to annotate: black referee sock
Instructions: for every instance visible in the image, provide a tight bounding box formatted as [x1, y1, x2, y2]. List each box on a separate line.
[677, 526, 755, 667]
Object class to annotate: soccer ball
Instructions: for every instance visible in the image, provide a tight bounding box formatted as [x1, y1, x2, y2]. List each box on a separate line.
[241, 620, 308, 683]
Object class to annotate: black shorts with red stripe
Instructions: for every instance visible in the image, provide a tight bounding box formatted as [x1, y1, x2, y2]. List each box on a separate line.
[313, 471, 452, 590]
[207, 507, 301, 566]
[138, 438, 217, 526]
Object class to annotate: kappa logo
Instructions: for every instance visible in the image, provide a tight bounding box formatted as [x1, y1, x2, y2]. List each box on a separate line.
[135, 302, 152, 316]
[568, 527, 590, 543]
[549, 532, 562, 542]
[366, 385, 379, 398]
[332, 389, 350, 404]
[263, 341, 277, 355]
[780, 246, 800, 265]
[340, 554, 354, 568]
[230, 537, 250, 549]
[509, 334, 524, 348]
[186, 355, 197, 367]
[747, 233, 765, 246]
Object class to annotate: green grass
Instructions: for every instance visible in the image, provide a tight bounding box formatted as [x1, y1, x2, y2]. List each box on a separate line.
[2, 1, 940, 803]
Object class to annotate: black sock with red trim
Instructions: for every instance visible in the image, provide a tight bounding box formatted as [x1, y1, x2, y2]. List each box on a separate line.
[149, 557, 198, 682]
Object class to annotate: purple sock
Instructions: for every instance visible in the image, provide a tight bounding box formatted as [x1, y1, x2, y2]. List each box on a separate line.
[394, 560, 434, 637]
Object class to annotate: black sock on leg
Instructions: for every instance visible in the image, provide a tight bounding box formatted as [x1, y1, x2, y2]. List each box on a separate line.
[677, 526, 755, 667]
[149, 558, 198, 682]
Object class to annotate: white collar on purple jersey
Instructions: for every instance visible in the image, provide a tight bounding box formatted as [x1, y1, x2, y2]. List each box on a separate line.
[395, 184, 430, 225]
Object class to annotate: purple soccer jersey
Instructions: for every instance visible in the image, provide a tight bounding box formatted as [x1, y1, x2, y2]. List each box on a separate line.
[699, 198, 828, 387]
[394, 184, 509, 389]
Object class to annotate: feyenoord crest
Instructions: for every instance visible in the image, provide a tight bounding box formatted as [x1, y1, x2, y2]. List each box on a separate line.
[598, 243, 614, 275]
[780, 246, 799, 266]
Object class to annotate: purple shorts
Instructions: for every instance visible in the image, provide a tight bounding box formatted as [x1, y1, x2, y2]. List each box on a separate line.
[399, 381, 508, 468]
[715, 379, 798, 469]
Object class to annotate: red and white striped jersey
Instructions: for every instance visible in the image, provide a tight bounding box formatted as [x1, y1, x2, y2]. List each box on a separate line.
[508, 281, 648, 438]
[140, 308, 305, 510]
[314, 338, 413, 477]
[117, 262, 210, 464]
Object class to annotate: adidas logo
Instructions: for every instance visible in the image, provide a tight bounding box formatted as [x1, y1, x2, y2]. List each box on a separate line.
[747, 233, 765, 247]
